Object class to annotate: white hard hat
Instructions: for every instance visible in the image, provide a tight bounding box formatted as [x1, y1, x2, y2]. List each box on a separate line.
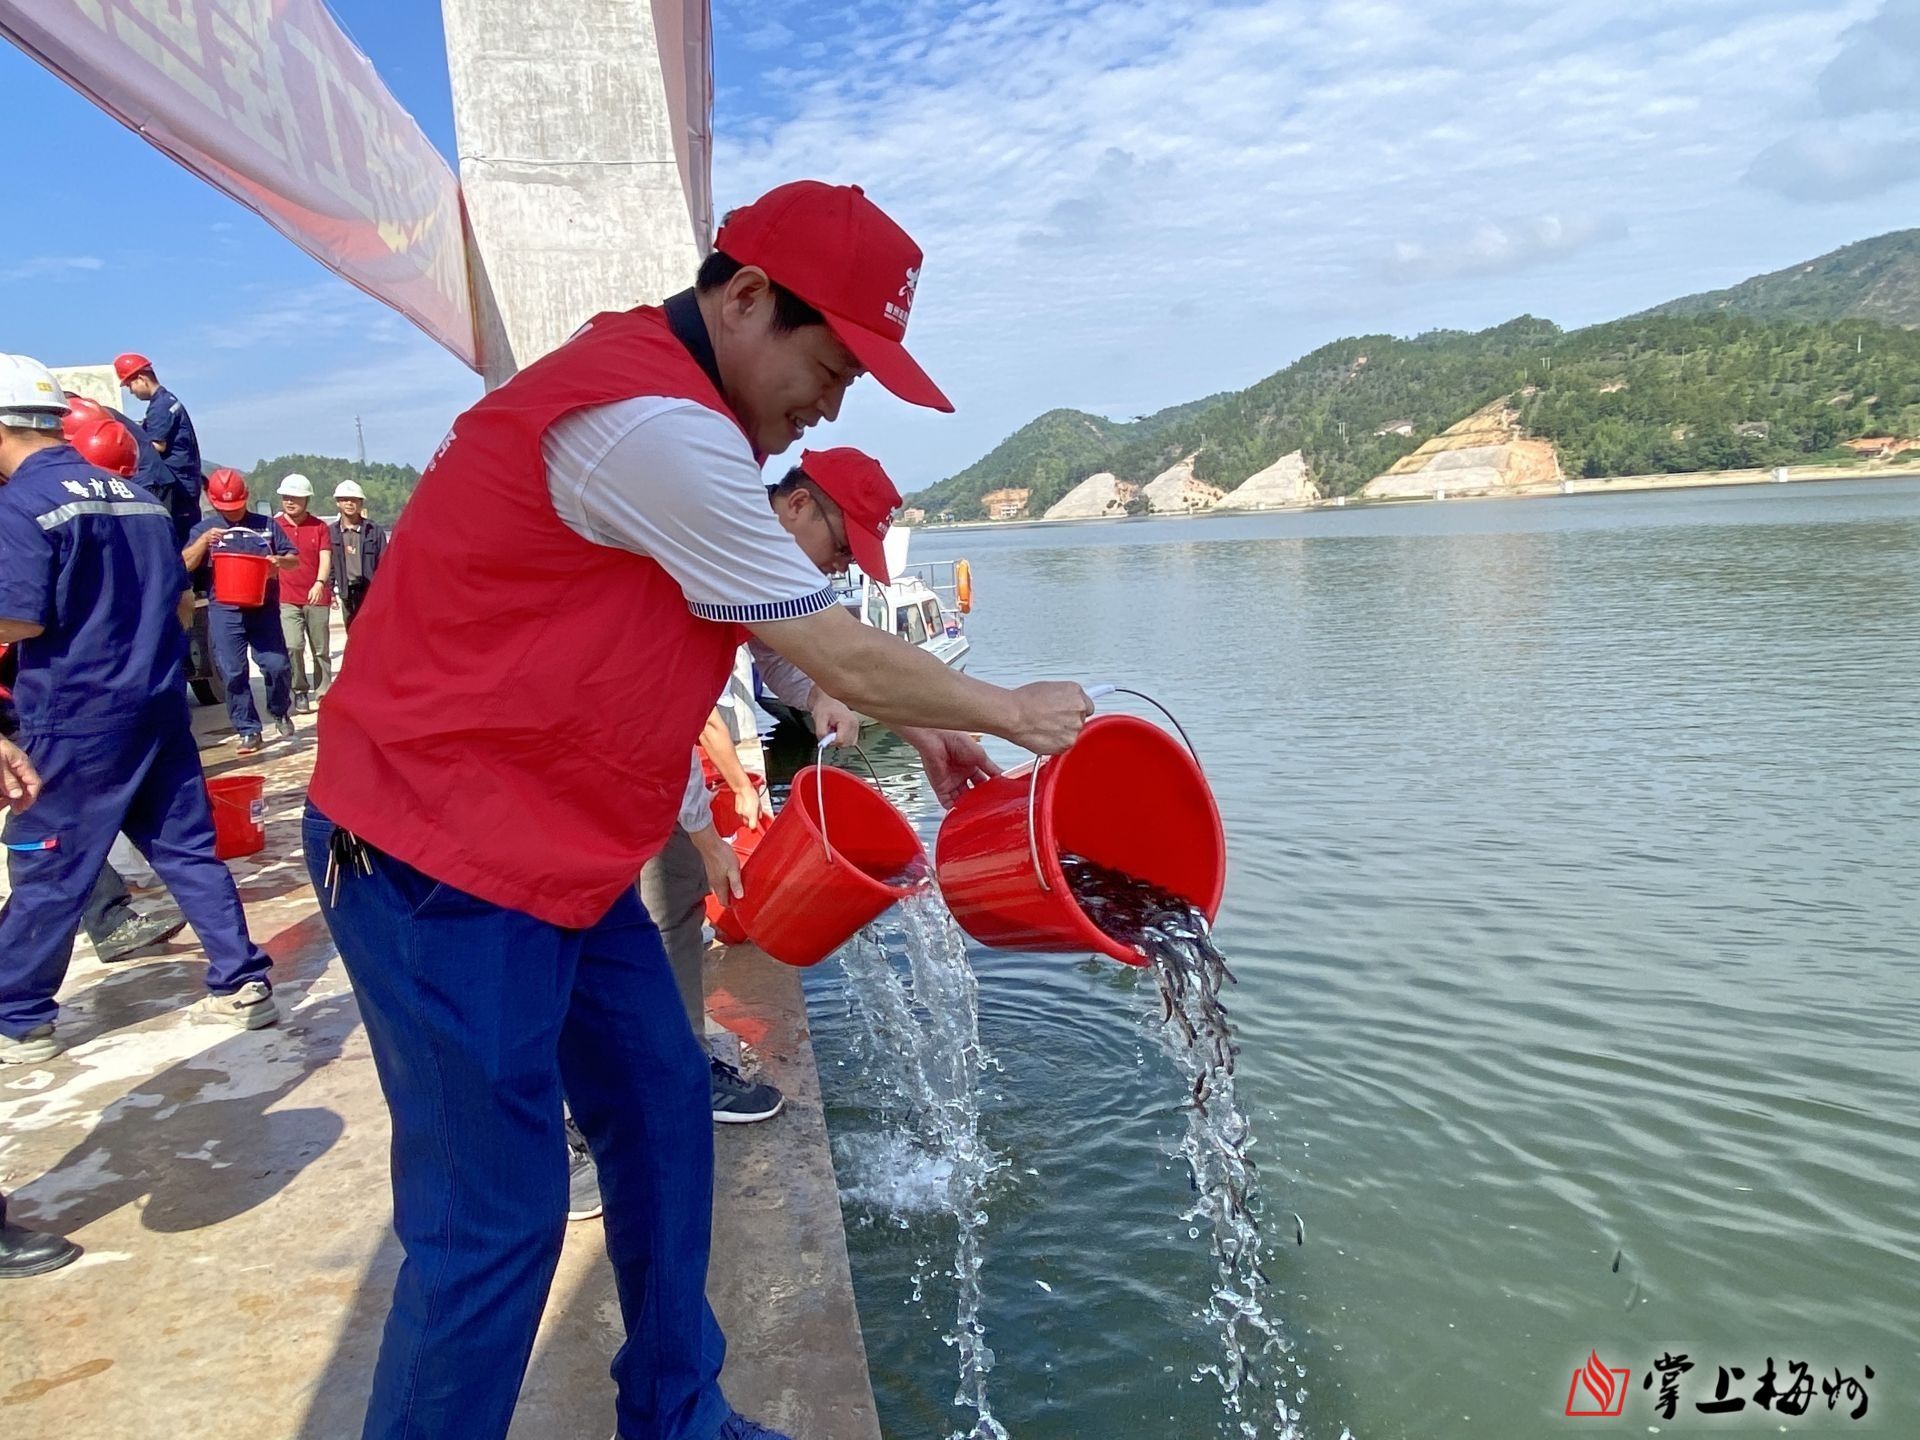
[333, 479, 366, 500]
[0, 353, 72, 430]
[277, 473, 315, 498]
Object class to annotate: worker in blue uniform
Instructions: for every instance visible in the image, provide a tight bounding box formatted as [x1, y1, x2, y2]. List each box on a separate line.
[182, 468, 298, 758]
[116, 352, 202, 546]
[59, 394, 173, 507]
[0, 354, 277, 1066]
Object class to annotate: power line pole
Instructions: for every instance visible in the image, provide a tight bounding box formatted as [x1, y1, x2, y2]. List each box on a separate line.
[355, 415, 366, 466]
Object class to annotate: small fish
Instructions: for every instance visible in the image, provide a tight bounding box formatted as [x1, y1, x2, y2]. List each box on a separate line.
[1035, 1279, 1053, 1293]
[1290, 1212, 1305, 1246]
[1611, 1248, 1623, 1274]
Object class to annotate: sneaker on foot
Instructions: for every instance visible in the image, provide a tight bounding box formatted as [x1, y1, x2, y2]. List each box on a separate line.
[235, 732, 263, 756]
[294, 693, 312, 714]
[566, 1121, 603, 1222]
[0, 1024, 61, 1065]
[0, 1219, 81, 1278]
[192, 980, 278, 1029]
[273, 713, 296, 740]
[711, 1056, 784, 1124]
[94, 908, 188, 963]
[716, 1414, 797, 1440]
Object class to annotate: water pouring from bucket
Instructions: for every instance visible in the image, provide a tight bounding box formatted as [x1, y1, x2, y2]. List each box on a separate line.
[934, 689, 1226, 964]
[936, 690, 1304, 1437]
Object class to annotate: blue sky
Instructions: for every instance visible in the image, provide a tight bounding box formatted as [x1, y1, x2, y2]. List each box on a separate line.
[5, 0, 1919, 487]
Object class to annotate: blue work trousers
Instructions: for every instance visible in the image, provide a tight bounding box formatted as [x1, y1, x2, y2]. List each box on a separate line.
[301, 804, 727, 1440]
[0, 705, 272, 1036]
[209, 601, 291, 737]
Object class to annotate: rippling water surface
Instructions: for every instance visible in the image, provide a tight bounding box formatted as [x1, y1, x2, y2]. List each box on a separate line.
[800, 480, 1920, 1438]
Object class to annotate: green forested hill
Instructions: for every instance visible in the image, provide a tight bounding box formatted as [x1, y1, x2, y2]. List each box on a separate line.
[913, 229, 1920, 519]
[240, 454, 421, 522]
[1639, 229, 1920, 329]
[906, 394, 1226, 519]
[1115, 312, 1920, 495]
[1516, 314, 1920, 475]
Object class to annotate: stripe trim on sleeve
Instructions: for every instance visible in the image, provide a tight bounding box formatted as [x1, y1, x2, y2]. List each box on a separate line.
[687, 584, 840, 624]
[35, 498, 172, 530]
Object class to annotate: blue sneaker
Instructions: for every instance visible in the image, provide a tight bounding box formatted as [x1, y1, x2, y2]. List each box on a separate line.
[716, 1414, 797, 1440]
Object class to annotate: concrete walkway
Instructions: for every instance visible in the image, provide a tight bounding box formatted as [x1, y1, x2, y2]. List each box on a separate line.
[0, 717, 881, 1440]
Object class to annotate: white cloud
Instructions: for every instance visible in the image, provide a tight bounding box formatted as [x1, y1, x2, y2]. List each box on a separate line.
[0, 255, 104, 282]
[1747, 123, 1920, 201]
[1743, 0, 1920, 204]
[1815, 0, 1920, 116]
[194, 335, 479, 470]
[1385, 215, 1628, 284]
[741, 19, 797, 51]
[713, 0, 1895, 482]
[196, 282, 404, 351]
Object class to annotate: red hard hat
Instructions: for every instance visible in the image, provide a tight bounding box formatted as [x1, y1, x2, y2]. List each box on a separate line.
[113, 353, 154, 384]
[68, 415, 139, 478]
[206, 467, 250, 511]
[62, 393, 107, 422]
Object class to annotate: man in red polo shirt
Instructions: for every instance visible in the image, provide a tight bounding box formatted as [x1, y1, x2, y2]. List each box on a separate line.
[302, 181, 1091, 1440]
[273, 474, 333, 712]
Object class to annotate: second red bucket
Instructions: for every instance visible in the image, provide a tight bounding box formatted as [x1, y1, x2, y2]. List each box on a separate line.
[732, 764, 927, 967]
[934, 713, 1225, 965]
[211, 551, 271, 607]
[206, 774, 268, 860]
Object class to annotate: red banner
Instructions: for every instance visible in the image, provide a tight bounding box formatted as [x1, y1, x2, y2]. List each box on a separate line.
[1, 0, 477, 369]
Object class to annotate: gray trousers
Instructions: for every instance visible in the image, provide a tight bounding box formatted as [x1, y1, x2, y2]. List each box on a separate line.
[279, 602, 332, 697]
[637, 826, 709, 1048]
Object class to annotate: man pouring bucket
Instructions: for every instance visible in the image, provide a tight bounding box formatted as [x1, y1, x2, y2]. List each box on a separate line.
[304, 180, 1092, 1440]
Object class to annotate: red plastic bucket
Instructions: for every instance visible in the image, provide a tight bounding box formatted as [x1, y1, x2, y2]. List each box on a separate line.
[934, 713, 1225, 966]
[212, 551, 271, 607]
[732, 764, 927, 967]
[207, 774, 268, 860]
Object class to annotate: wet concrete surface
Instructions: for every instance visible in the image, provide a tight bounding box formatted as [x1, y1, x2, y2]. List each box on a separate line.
[0, 712, 881, 1440]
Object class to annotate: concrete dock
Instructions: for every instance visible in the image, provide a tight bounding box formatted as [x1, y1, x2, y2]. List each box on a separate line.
[0, 719, 882, 1440]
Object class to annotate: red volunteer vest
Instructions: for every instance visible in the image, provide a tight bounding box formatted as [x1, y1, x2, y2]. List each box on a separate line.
[309, 306, 747, 927]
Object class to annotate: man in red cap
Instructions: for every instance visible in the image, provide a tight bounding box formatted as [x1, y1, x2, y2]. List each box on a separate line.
[115, 353, 203, 546]
[302, 181, 1092, 1440]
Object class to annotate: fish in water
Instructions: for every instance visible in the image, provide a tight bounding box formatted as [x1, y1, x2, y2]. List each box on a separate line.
[1060, 852, 1302, 1437]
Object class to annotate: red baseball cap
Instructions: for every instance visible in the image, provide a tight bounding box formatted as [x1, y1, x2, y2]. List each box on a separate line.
[800, 447, 902, 583]
[714, 181, 953, 413]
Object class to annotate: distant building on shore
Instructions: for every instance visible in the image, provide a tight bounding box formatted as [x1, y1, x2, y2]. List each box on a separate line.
[981, 487, 1031, 520]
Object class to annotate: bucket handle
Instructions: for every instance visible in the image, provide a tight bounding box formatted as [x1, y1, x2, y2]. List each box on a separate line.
[1026, 684, 1204, 895]
[813, 735, 884, 868]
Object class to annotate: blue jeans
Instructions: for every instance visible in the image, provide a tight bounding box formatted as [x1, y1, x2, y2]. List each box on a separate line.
[301, 804, 728, 1440]
[0, 709, 271, 1037]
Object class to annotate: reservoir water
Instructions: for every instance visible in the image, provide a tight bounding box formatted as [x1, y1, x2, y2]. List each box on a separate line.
[801, 478, 1920, 1438]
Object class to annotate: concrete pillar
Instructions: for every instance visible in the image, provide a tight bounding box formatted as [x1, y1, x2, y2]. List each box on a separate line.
[441, 0, 706, 386]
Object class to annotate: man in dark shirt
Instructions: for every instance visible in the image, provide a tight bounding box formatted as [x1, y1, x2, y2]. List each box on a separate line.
[116, 353, 203, 546]
[328, 480, 387, 627]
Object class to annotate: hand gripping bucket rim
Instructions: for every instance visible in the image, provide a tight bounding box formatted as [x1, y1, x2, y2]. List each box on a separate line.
[732, 759, 927, 967]
[934, 695, 1226, 965]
